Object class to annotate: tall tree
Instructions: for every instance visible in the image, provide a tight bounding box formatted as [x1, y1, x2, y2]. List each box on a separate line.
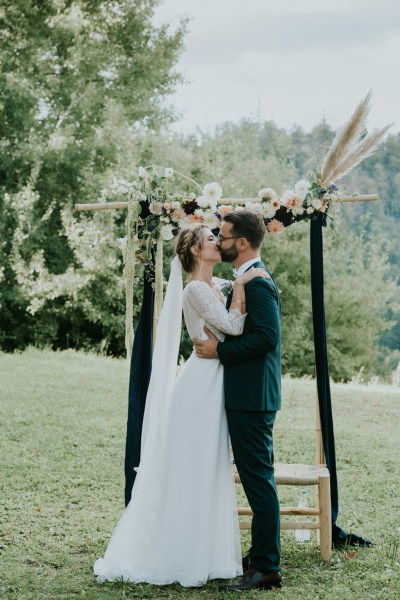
[0, 0, 186, 352]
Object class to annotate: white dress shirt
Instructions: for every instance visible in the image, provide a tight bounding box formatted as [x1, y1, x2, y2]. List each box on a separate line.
[234, 256, 262, 278]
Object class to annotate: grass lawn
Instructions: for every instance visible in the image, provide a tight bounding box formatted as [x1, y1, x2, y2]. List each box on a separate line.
[0, 348, 399, 599]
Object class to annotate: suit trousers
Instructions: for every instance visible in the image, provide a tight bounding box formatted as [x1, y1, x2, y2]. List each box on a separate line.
[226, 410, 280, 573]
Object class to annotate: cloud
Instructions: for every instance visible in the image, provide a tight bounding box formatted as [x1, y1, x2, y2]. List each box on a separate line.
[154, 0, 399, 134]
[184, 9, 400, 66]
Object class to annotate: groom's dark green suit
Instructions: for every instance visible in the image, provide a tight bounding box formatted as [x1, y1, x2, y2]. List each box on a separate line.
[217, 260, 281, 574]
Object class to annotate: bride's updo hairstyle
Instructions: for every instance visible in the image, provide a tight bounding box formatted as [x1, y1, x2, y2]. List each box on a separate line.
[175, 224, 208, 273]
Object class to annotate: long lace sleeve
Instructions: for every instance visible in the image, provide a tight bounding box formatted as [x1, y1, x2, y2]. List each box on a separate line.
[185, 281, 246, 337]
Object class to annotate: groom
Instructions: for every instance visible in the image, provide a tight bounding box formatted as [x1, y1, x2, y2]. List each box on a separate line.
[194, 211, 282, 591]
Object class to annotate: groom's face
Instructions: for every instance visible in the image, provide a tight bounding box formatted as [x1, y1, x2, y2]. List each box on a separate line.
[217, 221, 240, 263]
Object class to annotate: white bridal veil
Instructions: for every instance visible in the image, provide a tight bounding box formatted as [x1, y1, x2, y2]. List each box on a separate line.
[135, 255, 183, 477]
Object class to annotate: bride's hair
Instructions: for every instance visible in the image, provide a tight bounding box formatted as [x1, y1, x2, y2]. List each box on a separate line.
[175, 224, 208, 273]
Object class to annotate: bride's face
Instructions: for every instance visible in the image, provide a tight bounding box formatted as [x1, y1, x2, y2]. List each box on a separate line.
[196, 228, 220, 264]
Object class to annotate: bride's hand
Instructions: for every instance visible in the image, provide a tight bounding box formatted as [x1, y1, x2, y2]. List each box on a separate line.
[235, 267, 269, 285]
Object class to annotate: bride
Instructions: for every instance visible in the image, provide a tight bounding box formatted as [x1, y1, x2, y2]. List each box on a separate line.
[94, 223, 267, 587]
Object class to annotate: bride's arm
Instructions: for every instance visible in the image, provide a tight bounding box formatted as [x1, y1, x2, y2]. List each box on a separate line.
[185, 281, 246, 337]
[230, 267, 269, 315]
[230, 280, 246, 314]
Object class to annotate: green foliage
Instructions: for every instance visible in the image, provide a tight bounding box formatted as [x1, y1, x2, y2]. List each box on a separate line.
[260, 213, 397, 381]
[0, 0, 186, 353]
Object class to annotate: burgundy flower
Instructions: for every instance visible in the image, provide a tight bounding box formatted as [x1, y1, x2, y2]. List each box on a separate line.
[182, 199, 199, 215]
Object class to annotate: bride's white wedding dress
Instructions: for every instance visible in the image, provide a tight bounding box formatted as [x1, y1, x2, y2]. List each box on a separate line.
[94, 270, 245, 587]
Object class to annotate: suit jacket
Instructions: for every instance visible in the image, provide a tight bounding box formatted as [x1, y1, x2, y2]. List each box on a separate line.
[217, 261, 282, 412]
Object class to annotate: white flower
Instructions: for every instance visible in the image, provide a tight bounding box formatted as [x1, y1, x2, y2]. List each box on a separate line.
[294, 179, 311, 200]
[202, 210, 219, 228]
[258, 187, 277, 200]
[263, 203, 277, 219]
[189, 192, 196, 200]
[202, 182, 222, 203]
[180, 215, 195, 228]
[245, 201, 264, 214]
[306, 206, 315, 214]
[117, 237, 128, 250]
[281, 190, 305, 215]
[138, 166, 146, 177]
[205, 215, 220, 229]
[281, 190, 295, 205]
[197, 195, 210, 208]
[161, 224, 174, 241]
[164, 168, 174, 178]
[311, 198, 323, 210]
[171, 201, 181, 209]
[271, 198, 281, 210]
[194, 208, 205, 217]
[149, 200, 162, 215]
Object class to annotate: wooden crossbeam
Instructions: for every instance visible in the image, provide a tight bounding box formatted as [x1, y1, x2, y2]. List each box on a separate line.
[74, 194, 378, 212]
[238, 507, 320, 516]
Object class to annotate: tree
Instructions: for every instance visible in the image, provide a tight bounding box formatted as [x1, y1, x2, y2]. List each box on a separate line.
[260, 212, 397, 381]
[0, 0, 186, 352]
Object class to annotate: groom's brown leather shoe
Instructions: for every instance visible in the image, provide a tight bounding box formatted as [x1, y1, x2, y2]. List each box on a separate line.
[219, 567, 282, 591]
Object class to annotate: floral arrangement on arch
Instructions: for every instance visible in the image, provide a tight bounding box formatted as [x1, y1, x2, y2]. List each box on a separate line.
[114, 167, 340, 264]
[114, 166, 223, 273]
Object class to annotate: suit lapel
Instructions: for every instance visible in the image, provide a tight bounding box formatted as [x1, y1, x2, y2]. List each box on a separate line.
[245, 261, 280, 303]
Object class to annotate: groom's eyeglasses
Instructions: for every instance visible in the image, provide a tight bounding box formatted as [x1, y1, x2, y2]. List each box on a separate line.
[217, 235, 240, 243]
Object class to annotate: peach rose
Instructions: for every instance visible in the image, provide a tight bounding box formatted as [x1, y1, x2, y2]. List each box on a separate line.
[188, 213, 204, 223]
[172, 207, 185, 221]
[282, 193, 304, 216]
[267, 219, 285, 234]
[217, 205, 234, 218]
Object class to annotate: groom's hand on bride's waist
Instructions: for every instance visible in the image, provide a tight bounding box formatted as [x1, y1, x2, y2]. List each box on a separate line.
[194, 327, 218, 359]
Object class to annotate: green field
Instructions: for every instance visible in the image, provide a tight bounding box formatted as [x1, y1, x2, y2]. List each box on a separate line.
[1, 349, 399, 599]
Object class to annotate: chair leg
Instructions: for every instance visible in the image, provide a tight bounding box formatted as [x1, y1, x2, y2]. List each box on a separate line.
[318, 473, 332, 561]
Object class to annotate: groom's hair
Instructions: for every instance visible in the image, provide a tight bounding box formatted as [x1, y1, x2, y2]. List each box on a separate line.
[223, 211, 266, 249]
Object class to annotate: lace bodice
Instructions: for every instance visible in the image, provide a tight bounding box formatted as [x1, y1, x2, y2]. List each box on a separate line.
[183, 278, 246, 342]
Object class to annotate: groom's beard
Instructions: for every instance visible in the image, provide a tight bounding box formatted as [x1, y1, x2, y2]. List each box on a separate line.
[218, 245, 239, 263]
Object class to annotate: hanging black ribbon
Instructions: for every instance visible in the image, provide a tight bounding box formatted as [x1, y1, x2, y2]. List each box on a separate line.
[124, 274, 154, 506]
[310, 213, 371, 546]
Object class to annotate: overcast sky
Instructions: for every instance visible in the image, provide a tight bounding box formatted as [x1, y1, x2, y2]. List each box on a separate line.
[154, 0, 400, 134]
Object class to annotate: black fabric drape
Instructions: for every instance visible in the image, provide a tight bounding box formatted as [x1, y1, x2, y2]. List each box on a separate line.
[310, 214, 339, 523]
[124, 274, 154, 506]
[310, 213, 371, 546]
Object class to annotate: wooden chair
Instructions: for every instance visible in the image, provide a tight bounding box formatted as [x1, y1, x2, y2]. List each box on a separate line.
[234, 402, 332, 561]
